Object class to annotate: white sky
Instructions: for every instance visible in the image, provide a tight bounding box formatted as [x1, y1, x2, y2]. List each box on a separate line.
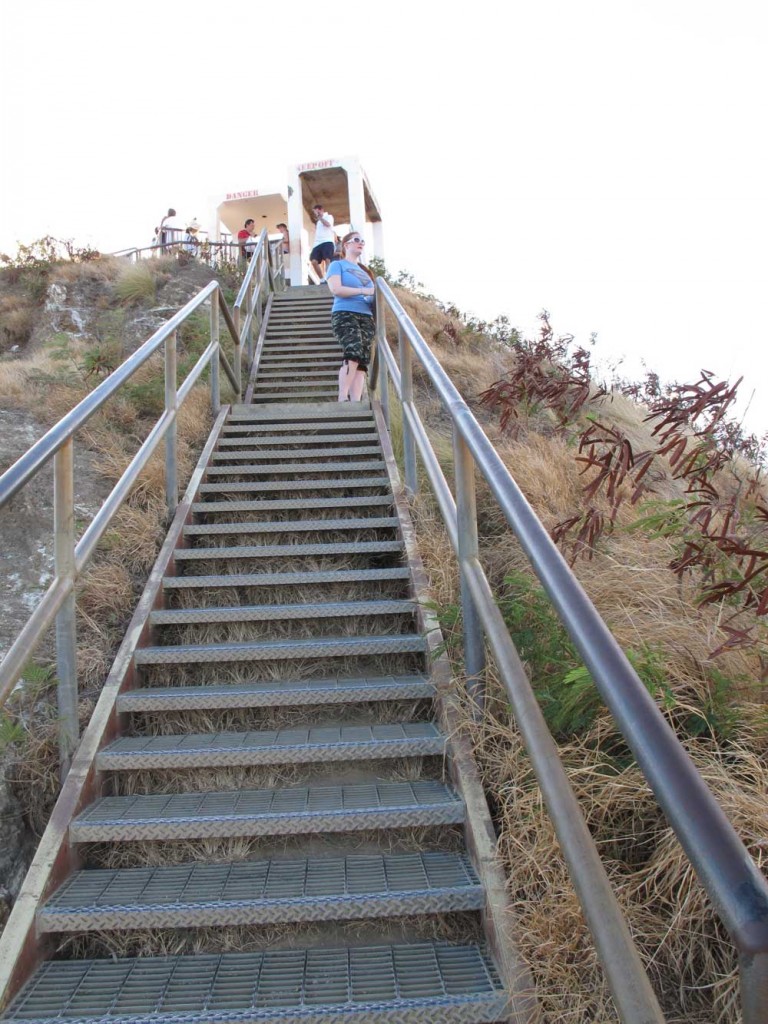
[1, 0, 766, 432]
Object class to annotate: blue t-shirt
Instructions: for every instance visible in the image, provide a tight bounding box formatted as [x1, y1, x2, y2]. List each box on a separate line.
[327, 260, 374, 316]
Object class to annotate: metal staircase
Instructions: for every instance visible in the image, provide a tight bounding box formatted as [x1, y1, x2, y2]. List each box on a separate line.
[0, 288, 524, 1023]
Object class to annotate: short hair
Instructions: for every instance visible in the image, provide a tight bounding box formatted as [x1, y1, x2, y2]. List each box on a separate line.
[244, 218, 255, 227]
[312, 204, 323, 211]
[276, 223, 287, 230]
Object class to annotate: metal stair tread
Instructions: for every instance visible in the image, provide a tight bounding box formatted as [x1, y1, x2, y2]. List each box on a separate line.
[215, 433, 379, 446]
[162, 567, 410, 589]
[69, 780, 465, 842]
[96, 722, 445, 769]
[117, 673, 433, 712]
[211, 446, 383, 460]
[183, 516, 399, 536]
[38, 852, 483, 932]
[150, 598, 415, 624]
[191, 495, 394, 513]
[198, 476, 389, 494]
[132, 632, 427, 664]
[174, 540, 403, 561]
[205, 460, 386, 475]
[2, 942, 505, 1024]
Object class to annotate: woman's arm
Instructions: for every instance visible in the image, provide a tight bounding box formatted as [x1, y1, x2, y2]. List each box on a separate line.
[326, 273, 374, 299]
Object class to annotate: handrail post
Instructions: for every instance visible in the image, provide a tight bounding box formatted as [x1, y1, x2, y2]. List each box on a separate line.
[53, 438, 79, 780]
[164, 329, 178, 513]
[210, 293, 221, 413]
[453, 427, 486, 713]
[398, 326, 419, 496]
[375, 289, 391, 430]
[246, 282, 254, 364]
[741, 952, 768, 1024]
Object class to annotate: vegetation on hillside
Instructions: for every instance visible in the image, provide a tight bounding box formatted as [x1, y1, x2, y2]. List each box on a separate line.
[372, 260, 767, 1022]
[0, 245, 241, 847]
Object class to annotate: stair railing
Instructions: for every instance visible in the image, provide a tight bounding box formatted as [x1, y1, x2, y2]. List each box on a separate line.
[0, 269, 273, 778]
[371, 277, 768, 1024]
[233, 232, 285, 362]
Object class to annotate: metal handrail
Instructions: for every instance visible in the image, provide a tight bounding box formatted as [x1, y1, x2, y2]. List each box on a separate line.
[232, 233, 285, 362]
[373, 277, 768, 1023]
[0, 266, 278, 775]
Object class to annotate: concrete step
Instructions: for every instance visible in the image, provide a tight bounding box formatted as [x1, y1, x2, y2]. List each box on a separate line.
[69, 780, 465, 842]
[38, 853, 483, 932]
[96, 722, 444, 770]
[149, 598, 414, 626]
[183, 516, 399, 536]
[117, 673, 432, 713]
[161, 567, 411, 591]
[191, 495, 394, 514]
[133, 634, 426, 666]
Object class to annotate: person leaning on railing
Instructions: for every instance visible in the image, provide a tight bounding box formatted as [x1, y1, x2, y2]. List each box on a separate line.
[325, 231, 376, 402]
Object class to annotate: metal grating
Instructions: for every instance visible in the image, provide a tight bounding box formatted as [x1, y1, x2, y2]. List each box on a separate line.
[117, 674, 433, 713]
[210, 447, 383, 460]
[173, 541, 403, 561]
[182, 517, 399, 537]
[69, 780, 465, 842]
[198, 477, 390, 494]
[39, 853, 484, 931]
[96, 722, 444, 770]
[205, 461, 387, 475]
[161, 568, 411, 590]
[132, 634, 426, 666]
[191, 496, 394, 514]
[4, 943, 506, 1023]
[149, 599, 415, 625]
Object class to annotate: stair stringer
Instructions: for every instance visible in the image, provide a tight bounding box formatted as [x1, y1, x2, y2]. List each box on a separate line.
[0, 408, 231, 1010]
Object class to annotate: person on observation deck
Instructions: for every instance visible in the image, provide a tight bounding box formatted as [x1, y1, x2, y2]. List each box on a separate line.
[237, 219, 255, 263]
[310, 204, 335, 281]
[326, 231, 375, 402]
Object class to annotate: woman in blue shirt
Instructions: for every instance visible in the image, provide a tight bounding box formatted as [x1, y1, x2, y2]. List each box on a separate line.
[326, 232, 376, 402]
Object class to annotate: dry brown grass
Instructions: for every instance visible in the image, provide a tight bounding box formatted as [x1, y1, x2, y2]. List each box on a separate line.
[1, 267, 215, 837]
[394, 293, 768, 1021]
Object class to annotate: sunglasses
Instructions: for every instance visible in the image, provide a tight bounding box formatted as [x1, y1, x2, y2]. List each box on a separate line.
[348, 237, 365, 244]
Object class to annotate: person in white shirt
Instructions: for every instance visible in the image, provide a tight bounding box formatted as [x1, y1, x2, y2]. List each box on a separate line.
[310, 204, 335, 281]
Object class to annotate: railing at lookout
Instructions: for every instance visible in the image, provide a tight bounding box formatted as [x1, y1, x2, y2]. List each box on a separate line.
[0, 229, 284, 777]
[371, 277, 768, 1024]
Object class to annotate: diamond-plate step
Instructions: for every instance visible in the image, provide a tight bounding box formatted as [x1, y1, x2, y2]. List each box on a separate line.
[191, 495, 394, 514]
[163, 567, 410, 591]
[215, 433, 379, 446]
[212, 447, 383, 461]
[258, 357, 341, 368]
[150, 598, 415, 625]
[184, 517, 398, 537]
[229, 404, 373, 420]
[133, 633, 426, 665]
[117, 673, 433, 713]
[38, 853, 483, 933]
[205, 460, 387, 475]
[198, 477, 389, 495]
[254, 391, 341, 402]
[70, 780, 465, 842]
[2, 942, 505, 1024]
[222, 421, 374, 434]
[257, 370, 340, 380]
[97, 723, 444, 771]
[174, 541, 403, 561]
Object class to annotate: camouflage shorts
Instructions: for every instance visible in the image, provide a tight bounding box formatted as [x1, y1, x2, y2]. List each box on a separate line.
[331, 311, 375, 370]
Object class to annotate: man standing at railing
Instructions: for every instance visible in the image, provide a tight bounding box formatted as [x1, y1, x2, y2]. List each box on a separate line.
[237, 219, 256, 267]
[310, 204, 335, 282]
